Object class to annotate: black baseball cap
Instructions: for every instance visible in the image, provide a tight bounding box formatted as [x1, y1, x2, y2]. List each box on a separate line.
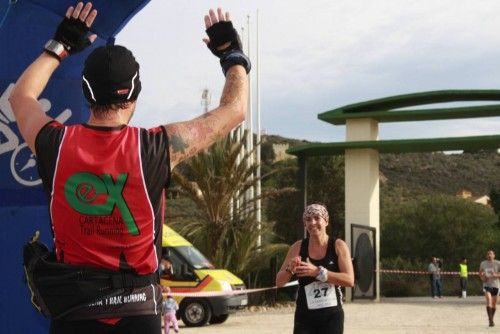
[82, 45, 141, 106]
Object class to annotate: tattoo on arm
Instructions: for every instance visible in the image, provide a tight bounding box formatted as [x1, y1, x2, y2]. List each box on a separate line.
[220, 70, 246, 106]
[189, 121, 214, 142]
[170, 134, 188, 153]
[169, 119, 215, 156]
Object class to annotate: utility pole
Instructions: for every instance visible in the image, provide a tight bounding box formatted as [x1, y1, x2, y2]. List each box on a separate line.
[256, 9, 262, 248]
[201, 88, 211, 113]
[245, 15, 254, 218]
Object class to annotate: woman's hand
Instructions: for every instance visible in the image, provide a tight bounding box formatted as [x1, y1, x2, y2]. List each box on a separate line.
[295, 258, 320, 278]
[288, 256, 301, 273]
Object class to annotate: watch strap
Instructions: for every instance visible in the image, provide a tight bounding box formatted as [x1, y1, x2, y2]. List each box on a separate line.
[220, 50, 251, 76]
[44, 39, 69, 61]
[316, 266, 328, 282]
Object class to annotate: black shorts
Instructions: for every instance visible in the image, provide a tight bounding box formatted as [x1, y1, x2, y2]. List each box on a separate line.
[50, 314, 161, 334]
[294, 309, 344, 334]
[484, 287, 499, 296]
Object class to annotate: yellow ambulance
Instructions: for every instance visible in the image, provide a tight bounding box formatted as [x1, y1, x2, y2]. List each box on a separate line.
[160, 225, 248, 327]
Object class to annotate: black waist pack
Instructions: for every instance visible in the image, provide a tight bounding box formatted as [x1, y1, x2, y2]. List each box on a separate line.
[23, 231, 158, 320]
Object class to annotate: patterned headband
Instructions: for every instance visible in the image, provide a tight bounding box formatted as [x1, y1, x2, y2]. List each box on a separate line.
[303, 203, 329, 223]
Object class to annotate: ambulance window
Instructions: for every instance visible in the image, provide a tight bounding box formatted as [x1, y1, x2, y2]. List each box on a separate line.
[166, 250, 185, 279]
[176, 246, 214, 269]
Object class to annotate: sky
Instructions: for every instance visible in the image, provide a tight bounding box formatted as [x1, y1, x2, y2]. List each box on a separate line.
[116, 0, 500, 143]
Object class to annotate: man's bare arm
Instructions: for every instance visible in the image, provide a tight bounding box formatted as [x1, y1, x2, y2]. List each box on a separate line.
[165, 65, 247, 168]
[9, 54, 60, 153]
[9, 2, 97, 153]
[165, 8, 249, 169]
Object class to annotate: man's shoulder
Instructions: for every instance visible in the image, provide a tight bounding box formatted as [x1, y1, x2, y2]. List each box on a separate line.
[133, 125, 168, 139]
[35, 120, 66, 146]
[38, 120, 65, 132]
[144, 125, 166, 134]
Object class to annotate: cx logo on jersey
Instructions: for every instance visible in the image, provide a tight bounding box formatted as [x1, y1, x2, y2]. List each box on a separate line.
[64, 172, 139, 236]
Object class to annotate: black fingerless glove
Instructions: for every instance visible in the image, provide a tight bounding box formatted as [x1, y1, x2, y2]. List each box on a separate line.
[206, 21, 251, 76]
[54, 17, 92, 54]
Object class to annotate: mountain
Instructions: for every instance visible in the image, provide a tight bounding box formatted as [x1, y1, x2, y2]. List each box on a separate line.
[380, 151, 500, 197]
[265, 133, 500, 197]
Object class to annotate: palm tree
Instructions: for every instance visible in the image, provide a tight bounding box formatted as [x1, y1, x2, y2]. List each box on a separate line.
[169, 130, 288, 278]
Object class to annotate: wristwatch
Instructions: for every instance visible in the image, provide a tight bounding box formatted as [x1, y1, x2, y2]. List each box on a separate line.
[44, 39, 69, 61]
[315, 266, 328, 282]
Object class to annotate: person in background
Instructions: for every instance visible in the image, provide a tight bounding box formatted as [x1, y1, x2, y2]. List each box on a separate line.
[459, 257, 468, 298]
[162, 293, 179, 334]
[479, 250, 500, 327]
[276, 203, 354, 334]
[428, 256, 443, 299]
[160, 257, 174, 280]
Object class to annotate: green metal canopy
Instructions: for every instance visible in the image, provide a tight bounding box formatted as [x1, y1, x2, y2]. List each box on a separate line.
[288, 90, 500, 157]
[287, 135, 500, 156]
[319, 90, 500, 125]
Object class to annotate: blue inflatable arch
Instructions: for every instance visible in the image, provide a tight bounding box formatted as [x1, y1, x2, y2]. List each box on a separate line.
[0, 1, 149, 331]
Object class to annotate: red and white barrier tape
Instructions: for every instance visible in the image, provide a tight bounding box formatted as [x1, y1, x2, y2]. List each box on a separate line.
[162, 269, 477, 298]
[163, 280, 298, 298]
[378, 269, 479, 276]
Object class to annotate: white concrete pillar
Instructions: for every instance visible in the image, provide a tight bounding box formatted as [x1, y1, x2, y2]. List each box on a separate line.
[344, 118, 380, 301]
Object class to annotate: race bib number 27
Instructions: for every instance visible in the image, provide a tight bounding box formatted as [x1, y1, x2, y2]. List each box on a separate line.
[304, 281, 337, 310]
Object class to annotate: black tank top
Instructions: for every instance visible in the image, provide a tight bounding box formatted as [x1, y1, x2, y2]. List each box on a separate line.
[295, 237, 343, 316]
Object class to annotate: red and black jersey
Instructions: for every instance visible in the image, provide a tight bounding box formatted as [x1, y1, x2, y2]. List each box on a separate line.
[35, 121, 170, 275]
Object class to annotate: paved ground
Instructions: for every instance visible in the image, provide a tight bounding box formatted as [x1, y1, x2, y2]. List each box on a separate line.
[175, 296, 493, 334]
